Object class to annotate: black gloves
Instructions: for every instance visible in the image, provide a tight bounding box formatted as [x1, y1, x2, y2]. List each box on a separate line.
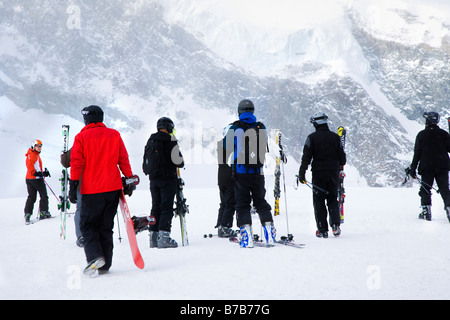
[69, 180, 79, 204]
[43, 168, 50, 177]
[297, 169, 306, 184]
[34, 168, 50, 178]
[405, 167, 417, 179]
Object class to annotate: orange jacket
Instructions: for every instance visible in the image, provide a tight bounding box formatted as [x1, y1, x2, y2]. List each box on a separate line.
[70, 122, 133, 194]
[25, 148, 43, 179]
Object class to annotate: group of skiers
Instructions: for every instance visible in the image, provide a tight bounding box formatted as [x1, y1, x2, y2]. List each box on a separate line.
[23, 101, 450, 274]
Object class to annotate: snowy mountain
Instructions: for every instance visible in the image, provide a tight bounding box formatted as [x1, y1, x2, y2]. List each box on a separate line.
[1, 0, 449, 198]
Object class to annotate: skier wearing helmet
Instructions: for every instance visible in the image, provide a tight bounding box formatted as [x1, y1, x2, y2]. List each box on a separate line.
[24, 139, 51, 224]
[298, 112, 346, 238]
[142, 117, 184, 248]
[69, 105, 134, 275]
[406, 112, 450, 221]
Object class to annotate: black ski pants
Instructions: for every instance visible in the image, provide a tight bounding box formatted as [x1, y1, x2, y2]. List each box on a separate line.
[419, 170, 450, 207]
[80, 190, 120, 271]
[234, 173, 273, 227]
[24, 179, 49, 215]
[217, 183, 236, 228]
[312, 170, 340, 232]
[149, 178, 177, 232]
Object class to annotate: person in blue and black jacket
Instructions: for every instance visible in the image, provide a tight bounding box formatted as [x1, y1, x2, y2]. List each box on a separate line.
[227, 99, 275, 248]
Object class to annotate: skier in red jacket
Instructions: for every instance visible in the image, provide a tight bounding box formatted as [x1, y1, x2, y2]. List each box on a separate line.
[69, 105, 134, 275]
[24, 139, 51, 224]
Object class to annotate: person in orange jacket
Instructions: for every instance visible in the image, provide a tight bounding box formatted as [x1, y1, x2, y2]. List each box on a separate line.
[69, 105, 134, 275]
[24, 139, 51, 224]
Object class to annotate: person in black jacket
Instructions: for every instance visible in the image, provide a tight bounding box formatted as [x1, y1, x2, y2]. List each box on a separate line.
[143, 117, 184, 248]
[406, 112, 450, 221]
[298, 112, 346, 238]
[215, 124, 237, 237]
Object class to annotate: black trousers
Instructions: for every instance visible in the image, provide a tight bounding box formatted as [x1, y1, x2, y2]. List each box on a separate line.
[217, 183, 236, 228]
[234, 173, 272, 227]
[312, 170, 340, 232]
[149, 178, 177, 232]
[419, 170, 450, 207]
[24, 179, 49, 214]
[80, 190, 120, 271]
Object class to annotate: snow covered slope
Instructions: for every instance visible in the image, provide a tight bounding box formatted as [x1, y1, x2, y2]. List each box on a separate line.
[1, 186, 449, 300]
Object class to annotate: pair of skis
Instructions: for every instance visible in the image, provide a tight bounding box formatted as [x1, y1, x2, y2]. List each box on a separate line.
[273, 129, 292, 240]
[337, 126, 347, 224]
[174, 168, 189, 247]
[59, 125, 70, 239]
[229, 234, 305, 249]
[273, 129, 287, 217]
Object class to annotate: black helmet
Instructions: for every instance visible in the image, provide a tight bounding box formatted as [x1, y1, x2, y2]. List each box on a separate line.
[310, 112, 328, 127]
[423, 111, 440, 125]
[157, 117, 175, 133]
[82, 105, 104, 125]
[238, 99, 255, 115]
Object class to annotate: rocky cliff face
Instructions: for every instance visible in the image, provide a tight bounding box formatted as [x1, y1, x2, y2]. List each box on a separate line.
[0, 0, 448, 187]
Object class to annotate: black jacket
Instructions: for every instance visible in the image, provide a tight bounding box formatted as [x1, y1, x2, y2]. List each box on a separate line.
[410, 124, 450, 174]
[144, 131, 184, 180]
[299, 124, 346, 174]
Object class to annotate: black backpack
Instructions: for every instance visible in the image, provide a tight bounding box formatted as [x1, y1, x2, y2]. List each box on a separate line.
[232, 120, 268, 170]
[142, 138, 165, 177]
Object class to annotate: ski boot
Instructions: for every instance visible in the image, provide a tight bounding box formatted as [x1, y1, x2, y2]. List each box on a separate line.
[149, 231, 158, 248]
[418, 205, 432, 221]
[239, 224, 254, 248]
[218, 226, 237, 238]
[157, 231, 178, 248]
[316, 230, 328, 238]
[446, 207, 450, 223]
[83, 256, 106, 276]
[262, 222, 276, 246]
[332, 224, 341, 237]
[25, 213, 32, 225]
[76, 236, 84, 248]
[39, 211, 51, 220]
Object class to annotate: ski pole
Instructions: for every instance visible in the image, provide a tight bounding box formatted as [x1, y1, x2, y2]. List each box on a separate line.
[305, 181, 329, 195]
[280, 150, 290, 236]
[116, 213, 122, 243]
[403, 172, 440, 194]
[416, 177, 440, 194]
[43, 178, 60, 202]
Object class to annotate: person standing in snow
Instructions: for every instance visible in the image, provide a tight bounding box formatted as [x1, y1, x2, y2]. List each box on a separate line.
[406, 112, 450, 221]
[297, 112, 346, 238]
[215, 124, 237, 238]
[229, 99, 275, 248]
[143, 117, 184, 248]
[69, 105, 134, 275]
[24, 139, 51, 224]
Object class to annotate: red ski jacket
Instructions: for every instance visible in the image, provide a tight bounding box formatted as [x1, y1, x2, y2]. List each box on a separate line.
[70, 123, 133, 194]
[25, 148, 43, 179]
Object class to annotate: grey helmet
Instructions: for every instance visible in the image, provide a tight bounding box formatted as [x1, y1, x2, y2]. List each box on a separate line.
[238, 99, 255, 115]
[423, 112, 440, 125]
[310, 112, 328, 126]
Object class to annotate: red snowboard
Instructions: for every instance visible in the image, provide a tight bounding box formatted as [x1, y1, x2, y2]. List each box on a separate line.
[119, 190, 145, 269]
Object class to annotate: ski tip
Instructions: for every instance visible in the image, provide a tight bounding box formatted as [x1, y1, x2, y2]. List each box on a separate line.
[135, 260, 145, 269]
